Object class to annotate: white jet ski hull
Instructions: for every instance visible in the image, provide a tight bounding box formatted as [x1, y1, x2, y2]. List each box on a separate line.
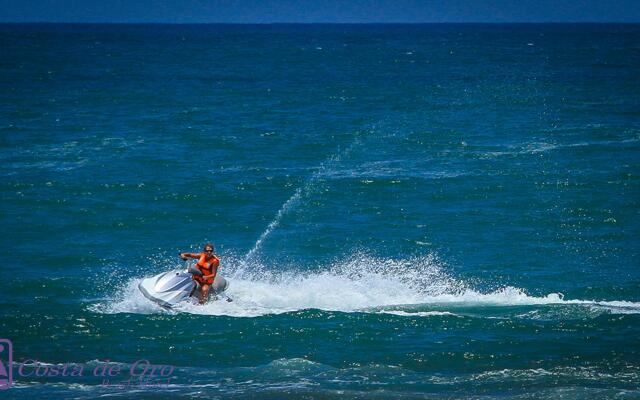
[138, 269, 229, 308]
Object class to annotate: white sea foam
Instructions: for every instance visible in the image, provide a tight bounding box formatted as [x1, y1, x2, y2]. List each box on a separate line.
[90, 252, 640, 318]
[377, 310, 459, 317]
[480, 137, 640, 159]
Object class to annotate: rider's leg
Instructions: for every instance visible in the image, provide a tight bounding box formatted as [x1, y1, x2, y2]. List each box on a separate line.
[199, 284, 211, 304]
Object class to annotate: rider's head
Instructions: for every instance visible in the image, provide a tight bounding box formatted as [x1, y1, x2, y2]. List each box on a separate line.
[204, 243, 214, 254]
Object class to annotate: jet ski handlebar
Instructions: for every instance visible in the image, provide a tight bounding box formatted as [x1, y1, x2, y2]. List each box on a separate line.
[178, 252, 204, 276]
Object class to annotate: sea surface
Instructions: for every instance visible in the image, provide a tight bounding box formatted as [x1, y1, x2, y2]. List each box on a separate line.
[1, 23, 639, 399]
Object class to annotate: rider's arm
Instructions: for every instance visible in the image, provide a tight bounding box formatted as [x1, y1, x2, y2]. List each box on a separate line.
[180, 252, 200, 259]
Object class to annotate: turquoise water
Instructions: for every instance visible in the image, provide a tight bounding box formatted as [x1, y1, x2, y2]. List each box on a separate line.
[1, 23, 639, 399]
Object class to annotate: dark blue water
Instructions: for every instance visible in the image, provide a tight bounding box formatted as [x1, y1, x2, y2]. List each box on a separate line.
[1, 23, 639, 399]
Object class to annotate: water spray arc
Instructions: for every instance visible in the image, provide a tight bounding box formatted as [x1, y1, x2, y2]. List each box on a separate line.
[243, 134, 365, 263]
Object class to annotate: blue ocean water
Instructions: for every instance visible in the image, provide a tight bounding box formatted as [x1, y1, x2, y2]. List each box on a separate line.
[0, 23, 639, 399]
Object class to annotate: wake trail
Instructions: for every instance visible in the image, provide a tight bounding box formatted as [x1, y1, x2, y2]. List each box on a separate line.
[91, 253, 640, 318]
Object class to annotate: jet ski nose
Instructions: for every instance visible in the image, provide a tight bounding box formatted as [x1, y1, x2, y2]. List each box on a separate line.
[154, 271, 192, 292]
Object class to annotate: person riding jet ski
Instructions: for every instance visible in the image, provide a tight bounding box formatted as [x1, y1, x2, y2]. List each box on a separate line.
[138, 243, 230, 308]
[180, 243, 220, 304]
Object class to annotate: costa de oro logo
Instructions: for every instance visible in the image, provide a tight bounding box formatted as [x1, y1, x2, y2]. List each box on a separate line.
[0, 339, 13, 389]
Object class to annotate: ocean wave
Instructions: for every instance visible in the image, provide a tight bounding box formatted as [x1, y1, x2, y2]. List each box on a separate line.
[0, 136, 145, 174]
[479, 137, 639, 158]
[10, 359, 639, 399]
[376, 310, 459, 317]
[469, 365, 640, 384]
[318, 164, 467, 180]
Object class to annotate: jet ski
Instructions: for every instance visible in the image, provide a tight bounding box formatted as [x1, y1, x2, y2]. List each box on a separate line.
[138, 265, 230, 308]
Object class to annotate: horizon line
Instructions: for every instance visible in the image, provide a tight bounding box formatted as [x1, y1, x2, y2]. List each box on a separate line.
[2, 21, 639, 25]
